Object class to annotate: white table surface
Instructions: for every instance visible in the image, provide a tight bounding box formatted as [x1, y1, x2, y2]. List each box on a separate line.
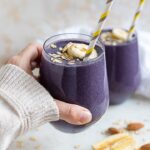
[10, 95, 150, 150]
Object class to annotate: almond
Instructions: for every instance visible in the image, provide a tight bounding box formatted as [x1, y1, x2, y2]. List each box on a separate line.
[107, 127, 123, 135]
[127, 122, 144, 131]
[140, 143, 150, 150]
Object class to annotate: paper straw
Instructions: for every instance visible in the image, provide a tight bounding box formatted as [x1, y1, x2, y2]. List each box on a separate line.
[86, 0, 115, 55]
[128, 0, 145, 39]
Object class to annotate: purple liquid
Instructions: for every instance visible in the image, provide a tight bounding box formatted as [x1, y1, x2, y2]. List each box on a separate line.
[102, 29, 141, 105]
[40, 34, 109, 133]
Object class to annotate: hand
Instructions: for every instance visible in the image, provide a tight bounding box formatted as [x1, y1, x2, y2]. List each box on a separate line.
[8, 43, 92, 125]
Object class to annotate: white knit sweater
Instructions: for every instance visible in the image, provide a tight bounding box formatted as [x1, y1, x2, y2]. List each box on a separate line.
[0, 64, 59, 150]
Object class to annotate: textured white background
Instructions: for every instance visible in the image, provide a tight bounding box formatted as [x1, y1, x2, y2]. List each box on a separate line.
[0, 0, 150, 65]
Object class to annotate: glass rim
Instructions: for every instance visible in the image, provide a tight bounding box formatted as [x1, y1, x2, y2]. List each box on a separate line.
[42, 33, 105, 67]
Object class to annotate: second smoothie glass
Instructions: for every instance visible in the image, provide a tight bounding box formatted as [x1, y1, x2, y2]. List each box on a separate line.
[101, 29, 141, 105]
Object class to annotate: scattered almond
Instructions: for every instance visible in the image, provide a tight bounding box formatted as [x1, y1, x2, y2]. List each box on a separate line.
[107, 127, 123, 135]
[140, 143, 150, 150]
[127, 122, 144, 131]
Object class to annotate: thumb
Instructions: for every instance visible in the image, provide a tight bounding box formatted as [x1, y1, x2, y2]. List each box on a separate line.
[55, 100, 92, 125]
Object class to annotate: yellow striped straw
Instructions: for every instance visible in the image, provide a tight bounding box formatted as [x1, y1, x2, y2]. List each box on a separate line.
[87, 0, 115, 55]
[128, 0, 145, 39]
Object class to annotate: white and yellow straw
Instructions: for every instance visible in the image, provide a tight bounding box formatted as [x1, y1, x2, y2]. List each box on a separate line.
[87, 0, 115, 55]
[128, 0, 145, 39]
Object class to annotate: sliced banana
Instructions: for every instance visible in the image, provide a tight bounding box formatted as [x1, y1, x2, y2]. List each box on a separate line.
[74, 43, 88, 50]
[62, 42, 98, 60]
[62, 42, 74, 52]
[112, 28, 128, 41]
[63, 43, 86, 59]
[92, 133, 135, 150]
[111, 136, 135, 150]
[67, 46, 87, 59]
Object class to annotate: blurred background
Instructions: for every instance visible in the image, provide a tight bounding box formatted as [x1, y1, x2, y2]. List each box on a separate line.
[0, 0, 150, 65]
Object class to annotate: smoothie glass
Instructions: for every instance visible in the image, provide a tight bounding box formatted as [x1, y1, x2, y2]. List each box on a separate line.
[40, 33, 109, 133]
[101, 29, 141, 105]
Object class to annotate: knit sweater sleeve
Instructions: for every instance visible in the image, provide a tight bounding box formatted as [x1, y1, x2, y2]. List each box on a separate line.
[0, 64, 59, 150]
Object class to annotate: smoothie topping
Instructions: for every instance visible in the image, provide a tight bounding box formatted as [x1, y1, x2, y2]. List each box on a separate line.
[112, 29, 128, 41]
[63, 42, 98, 60]
[101, 28, 129, 45]
[49, 42, 98, 64]
[50, 43, 57, 49]
[64, 42, 87, 59]
[59, 47, 63, 51]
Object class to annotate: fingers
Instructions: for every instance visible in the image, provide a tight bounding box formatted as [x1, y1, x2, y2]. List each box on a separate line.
[19, 43, 43, 62]
[31, 61, 39, 70]
[7, 43, 43, 76]
[55, 100, 92, 125]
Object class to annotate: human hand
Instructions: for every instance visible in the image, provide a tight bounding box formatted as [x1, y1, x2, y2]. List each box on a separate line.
[8, 43, 92, 125]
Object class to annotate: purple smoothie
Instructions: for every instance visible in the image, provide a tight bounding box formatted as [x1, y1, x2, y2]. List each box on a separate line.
[101, 29, 141, 105]
[40, 33, 109, 133]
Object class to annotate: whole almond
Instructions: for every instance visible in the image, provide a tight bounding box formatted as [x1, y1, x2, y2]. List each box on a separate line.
[140, 143, 150, 150]
[127, 122, 144, 131]
[107, 127, 122, 135]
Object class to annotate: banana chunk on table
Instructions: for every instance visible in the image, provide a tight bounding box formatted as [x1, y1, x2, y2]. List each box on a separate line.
[92, 133, 135, 150]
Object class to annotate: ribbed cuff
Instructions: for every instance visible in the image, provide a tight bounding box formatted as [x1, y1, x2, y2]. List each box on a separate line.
[0, 64, 59, 135]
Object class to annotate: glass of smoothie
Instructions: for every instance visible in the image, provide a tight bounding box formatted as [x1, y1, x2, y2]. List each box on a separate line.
[100, 29, 141, 105]
[40, 33, 109, 133]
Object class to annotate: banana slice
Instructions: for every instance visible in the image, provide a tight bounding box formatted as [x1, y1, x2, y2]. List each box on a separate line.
[112, 29, 128, 41]
[92, 133, 135, 150]
[63, 43, 87, 59]
[111, 136, 135, 150]
[62, 42, 74, 52]
[63, 43, 98, 60]
[67, 45, 87, 59]
[74, 43, 88, 50]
